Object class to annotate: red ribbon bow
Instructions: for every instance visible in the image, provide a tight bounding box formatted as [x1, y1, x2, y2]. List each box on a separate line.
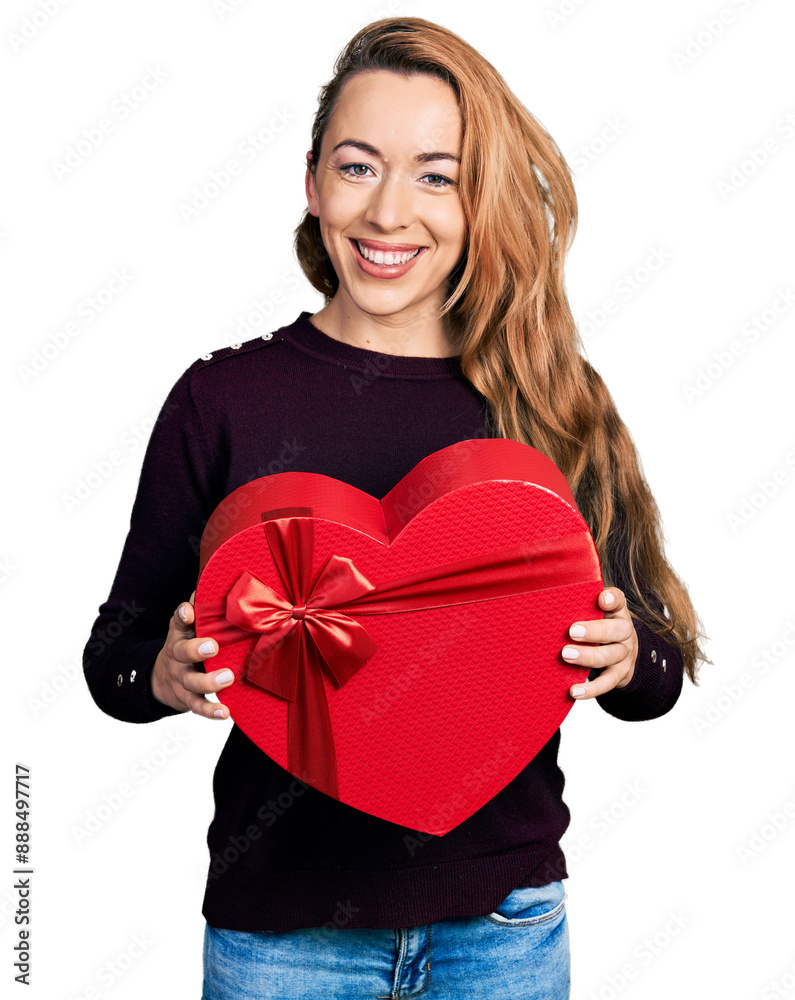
[196, 513, 601, 801]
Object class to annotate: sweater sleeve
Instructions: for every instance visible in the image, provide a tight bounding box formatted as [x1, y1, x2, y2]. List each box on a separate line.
[592, 602, 684, 722]
[591, 503, 685, 722]
[82, 365, 224, 724]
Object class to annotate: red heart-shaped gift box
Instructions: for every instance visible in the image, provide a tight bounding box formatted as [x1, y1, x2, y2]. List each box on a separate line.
[193, 438, 602, 835]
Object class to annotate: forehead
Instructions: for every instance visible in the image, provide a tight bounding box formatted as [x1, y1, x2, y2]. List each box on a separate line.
[326, 70, 462, 153]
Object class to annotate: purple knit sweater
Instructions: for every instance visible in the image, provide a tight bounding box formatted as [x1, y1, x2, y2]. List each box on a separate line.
[83, 310, 684, 932]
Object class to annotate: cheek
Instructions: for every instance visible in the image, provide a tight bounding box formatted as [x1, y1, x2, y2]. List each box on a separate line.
[434, 203, 467, 251]
[317, 182, 366, 226]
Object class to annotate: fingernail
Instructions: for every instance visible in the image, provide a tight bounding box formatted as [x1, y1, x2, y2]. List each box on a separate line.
[562, 646, 580, 659]
[603, 592, 614, 605]
[215, 669, 234, 685]
[198, 640, 216, 655]
[214, 709, 226, 718]
[178, 605, 188, 622]
[569, 624, 586, 638]
[572, 685, 586, 697]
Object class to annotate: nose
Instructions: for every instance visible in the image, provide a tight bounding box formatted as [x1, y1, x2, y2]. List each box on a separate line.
[362, 171, 416, 234]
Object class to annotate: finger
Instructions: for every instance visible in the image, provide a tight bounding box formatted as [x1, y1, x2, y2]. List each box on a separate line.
[179, 661, 236, 697]
[562, 638, 625, 671]
[175, 600, 194, 628]
[570, 662, 632, 700]
[566, 615, 634, 647]
[599, 587, 624, 611]
[172, 634, 219, 666]
[182, 687, 232, 721]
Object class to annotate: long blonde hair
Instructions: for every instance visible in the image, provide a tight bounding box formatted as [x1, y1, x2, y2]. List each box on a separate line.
[294, 16, 709, 684]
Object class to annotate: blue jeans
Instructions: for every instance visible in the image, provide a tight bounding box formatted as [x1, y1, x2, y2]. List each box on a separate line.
[202, 880, 569, 999]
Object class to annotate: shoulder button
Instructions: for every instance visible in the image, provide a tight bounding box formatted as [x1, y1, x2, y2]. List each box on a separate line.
[191, 333, 282, 371]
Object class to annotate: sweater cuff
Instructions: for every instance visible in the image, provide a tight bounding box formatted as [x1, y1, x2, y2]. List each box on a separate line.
[86, 637, 187, 724]
[593, 616, 682, 721]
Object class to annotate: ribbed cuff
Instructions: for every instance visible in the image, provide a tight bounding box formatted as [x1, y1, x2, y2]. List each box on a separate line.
[594, 617, 683, 721]
[85, 637, 187, 724]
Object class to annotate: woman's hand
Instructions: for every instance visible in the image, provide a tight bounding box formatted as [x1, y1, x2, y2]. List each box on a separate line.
[150, 590, 235, 719]
[562, 587, 638, 699]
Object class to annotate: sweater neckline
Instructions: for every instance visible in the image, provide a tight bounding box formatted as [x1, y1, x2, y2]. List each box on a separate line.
[278, 311, 463, 379]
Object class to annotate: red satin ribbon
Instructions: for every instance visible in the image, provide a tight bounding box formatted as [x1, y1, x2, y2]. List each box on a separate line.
[196, 515, 601, 801]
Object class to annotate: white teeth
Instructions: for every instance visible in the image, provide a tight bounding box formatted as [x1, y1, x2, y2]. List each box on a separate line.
[357, 242, 421, 266]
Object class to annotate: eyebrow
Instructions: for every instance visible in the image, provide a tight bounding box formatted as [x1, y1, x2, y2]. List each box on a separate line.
[330, 139, 460, 165]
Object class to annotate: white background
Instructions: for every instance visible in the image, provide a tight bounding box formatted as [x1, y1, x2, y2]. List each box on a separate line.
[2, 0, 794, 997]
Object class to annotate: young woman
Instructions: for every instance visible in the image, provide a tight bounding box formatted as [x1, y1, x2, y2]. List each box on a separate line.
[84, 16, 708, 999]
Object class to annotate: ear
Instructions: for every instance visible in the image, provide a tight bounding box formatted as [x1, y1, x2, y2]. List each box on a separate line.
[305, 152, 319, 217]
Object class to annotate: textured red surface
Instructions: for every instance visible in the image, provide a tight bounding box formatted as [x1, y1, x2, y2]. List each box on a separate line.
[193, 439, 603, 835]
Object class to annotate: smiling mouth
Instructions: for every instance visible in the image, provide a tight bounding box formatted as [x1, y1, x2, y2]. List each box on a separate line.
[352, 239, 426, 267]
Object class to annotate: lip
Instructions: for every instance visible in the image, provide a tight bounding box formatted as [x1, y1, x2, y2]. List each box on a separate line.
[348, 238, 428, 280]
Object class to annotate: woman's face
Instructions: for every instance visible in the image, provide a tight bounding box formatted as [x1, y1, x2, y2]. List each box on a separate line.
[305, 69, 467, 326]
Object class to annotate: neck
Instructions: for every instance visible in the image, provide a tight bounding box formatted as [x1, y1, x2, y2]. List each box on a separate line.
[308, 293, 458, 359]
